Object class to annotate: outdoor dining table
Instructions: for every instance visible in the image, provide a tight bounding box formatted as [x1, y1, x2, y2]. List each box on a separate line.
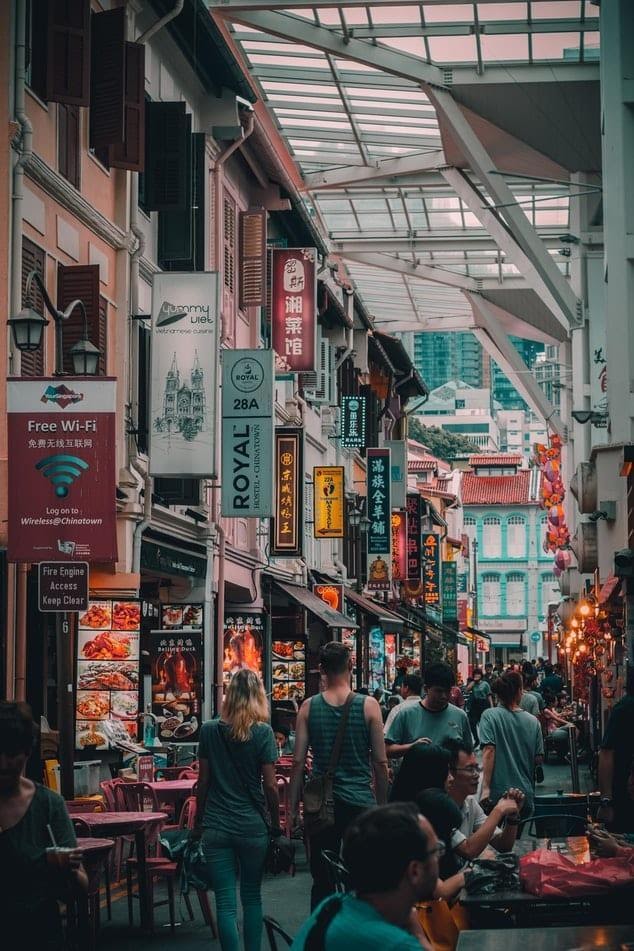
[457, 924, 634, 951]
[146, 778, 196, 806]
[67, 810, 167, 932]
[75, 837, 115, 950]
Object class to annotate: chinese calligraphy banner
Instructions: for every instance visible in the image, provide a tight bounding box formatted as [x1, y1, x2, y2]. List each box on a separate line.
[442, 561, 458, 625]
[271, 429, 302, 556]
[423, 532, 440, 606]
[271, 248, 317, 373]
[406, 493, 422, 581]
[385, 440, 407, 509]
[367, 448, 391, 591]
[341, 395, 367, 449]
[314, 467, 345, 538]
[391, 510, 407, 582]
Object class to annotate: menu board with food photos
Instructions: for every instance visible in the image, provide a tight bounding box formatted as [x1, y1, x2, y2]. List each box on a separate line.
[75, 600, 141, 750]
[223, 612, 265, 687]
[271, 638, 306, 703]
[150, 605, 203, 744]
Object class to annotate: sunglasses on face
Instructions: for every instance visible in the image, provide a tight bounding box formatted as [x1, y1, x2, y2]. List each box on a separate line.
[455, 765, 482, 775]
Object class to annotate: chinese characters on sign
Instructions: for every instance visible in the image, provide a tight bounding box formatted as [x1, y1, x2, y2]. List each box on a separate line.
[313, 467, 344, 538]
[367, 448, 391, 591]
[442, 561, 458, 625]
[271, 248, 316, 373]
[406, 493, 422, 582]
[391, 511, 407, 582]
[150, 604, 204, 743]
[223, 613, 265, 687]
[272, 429, 302, 555]
[340, 395, 367, 449]
[423, 533, 440, 606]
[385, 440, 407, 509]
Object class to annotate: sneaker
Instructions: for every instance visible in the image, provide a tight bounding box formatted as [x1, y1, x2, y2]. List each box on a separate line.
[535, 765, 545, 783]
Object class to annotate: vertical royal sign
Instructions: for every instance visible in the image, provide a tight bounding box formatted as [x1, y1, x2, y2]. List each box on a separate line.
[271, 248, 317, 373]
[406, 493, 422, 581]
[367, 448, 391, 591]
[221, 349, 275, 518]
[271, 429, 302, 555]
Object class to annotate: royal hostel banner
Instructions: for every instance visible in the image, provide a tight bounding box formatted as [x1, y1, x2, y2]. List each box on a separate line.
[7, 378, 117, 562]
[271, 248, 317, 373]
[221, 349, 275, 518]
[150, 272, 218, 477]
[367, 448, 391, 591]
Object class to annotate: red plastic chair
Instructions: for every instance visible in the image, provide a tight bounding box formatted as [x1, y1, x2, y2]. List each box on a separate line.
[66, 798, 104, 813]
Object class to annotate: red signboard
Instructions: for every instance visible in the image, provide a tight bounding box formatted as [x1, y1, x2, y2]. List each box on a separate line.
[271, 248, 317, 373]
[406, 493, 422, 581]
[8, 378, 117, 562]
[391, 511, 407, 582]
[313, 583, 344, 614]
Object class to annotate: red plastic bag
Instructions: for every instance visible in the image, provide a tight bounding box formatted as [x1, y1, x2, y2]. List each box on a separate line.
[519, 848, 634, 898]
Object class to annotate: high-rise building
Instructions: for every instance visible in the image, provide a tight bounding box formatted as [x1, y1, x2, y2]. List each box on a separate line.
[533, 346, 562, 411]
[491, 337, 545, 411]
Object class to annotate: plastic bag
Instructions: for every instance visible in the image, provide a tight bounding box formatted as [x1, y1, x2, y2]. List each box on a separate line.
[159, 829, 210, 892]
[519, 848, 634, 898]
[463, 854, 520, 896]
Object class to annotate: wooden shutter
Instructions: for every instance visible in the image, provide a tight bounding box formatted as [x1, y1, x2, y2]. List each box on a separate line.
[223, 195, 236, 295]
[58, 103, 80, 188]
[89, 7, 125, 149]
[57, 263, 101, 374]
[137, 323, 150, 455]
[109, 43, 146, 171]
[157, 129, 206, 271]
[145, 101, 190, 211]
[27, 0, 48, 101]
[46, 0, 91, 105]
[239, 208, 267, 309]
[21, 238, 46, 377]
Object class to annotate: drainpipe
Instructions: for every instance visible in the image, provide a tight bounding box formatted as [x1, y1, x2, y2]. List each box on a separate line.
[131, 457, 152, 574]
[137, 0, 184, 44]
[335, 288, 354, 370]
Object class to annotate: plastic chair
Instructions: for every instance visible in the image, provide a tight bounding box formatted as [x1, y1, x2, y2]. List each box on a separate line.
[519, 813, 587, 838]
[176, 768, 198, 780]
[100, 778, 124, 811]
[263, 916, 293, 950]
[65, 798, 104, 813]
[71, 816, 112, 922]
[321, 850, 348, 894]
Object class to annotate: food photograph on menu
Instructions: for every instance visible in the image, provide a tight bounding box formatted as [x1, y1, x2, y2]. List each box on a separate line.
[271, 639, 306, 702]
[75, 599, 141, 749]
[150, 630, 202, 743]
[223, 613, 265, 684]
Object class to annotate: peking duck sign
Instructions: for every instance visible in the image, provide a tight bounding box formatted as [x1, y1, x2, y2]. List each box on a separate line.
[7, 378, 117, 563]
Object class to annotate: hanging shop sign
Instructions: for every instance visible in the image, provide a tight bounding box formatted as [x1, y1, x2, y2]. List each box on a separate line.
[223, 612, 265, 687]
[406, 493, 422, 581]
[313, 583, 344, 614]
[313, 466, 345, 538]
[368, 626, 386, 693]
[367, 448, 391, 591]
[271, 248, 317, 373]
[75, 599, 141, 750]
[340, 395, 367, 449]
[149, 272, 218, 477]
[385, 440, 407, 509]
[458, 597, 468, 629]
[442, 561, 458, 625]
[272, 636, 306, 704]
[7, 378, 117, 563]
[221, 349, 275, 518]
[423, 532, 441, 606]
[271, 429, 303, 556]
[150, 603, 204, 743]
[391, 511, 407, 582]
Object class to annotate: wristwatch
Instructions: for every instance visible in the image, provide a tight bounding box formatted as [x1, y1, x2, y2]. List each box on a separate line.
[600, 797, 613, 807]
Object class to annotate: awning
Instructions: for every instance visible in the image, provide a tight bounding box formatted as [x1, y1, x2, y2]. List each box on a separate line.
[275, 581, 358, 629]
[598, 574, 622, 605]
[465, 626, 491, 644]
[343, 588, 404, 632]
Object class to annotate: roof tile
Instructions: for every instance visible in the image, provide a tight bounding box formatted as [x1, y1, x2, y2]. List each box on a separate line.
[462, 470, 537, 506]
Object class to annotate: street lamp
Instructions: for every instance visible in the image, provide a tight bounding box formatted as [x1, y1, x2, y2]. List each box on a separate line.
[8, 270, 100, 375]
[348, 497, 370, 534]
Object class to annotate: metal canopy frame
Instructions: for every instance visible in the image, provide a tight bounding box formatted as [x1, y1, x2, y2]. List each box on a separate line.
[211, 0, 599, 429]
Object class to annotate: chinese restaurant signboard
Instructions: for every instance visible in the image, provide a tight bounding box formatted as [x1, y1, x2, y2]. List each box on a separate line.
[406, 493, 422, 581]
[271, 248, 317, 373]
[149, 272, 218, 477]
[149, 603, 204, 743]
[340, 395, 367, 449]
[367, 448, 391, 591]
[223, 612, 265, 688]
[271, 429, 302, 555]
[313, 583, 344, 614]
[391, 511, 407, 582]
[442, 561, 458, 625]
[313, 466, 345, 538]
[221, 349, 275, 518]
[8, 378, 117, 563]
[423, 533, 440, 606]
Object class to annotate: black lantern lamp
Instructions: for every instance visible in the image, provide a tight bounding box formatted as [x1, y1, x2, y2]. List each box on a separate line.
[7, 306, 49, 352]
[348, 496, 371, 534]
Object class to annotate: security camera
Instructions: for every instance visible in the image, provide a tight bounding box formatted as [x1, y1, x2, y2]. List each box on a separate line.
[614, 548, 634, 578]
[571, 409, 594, 424]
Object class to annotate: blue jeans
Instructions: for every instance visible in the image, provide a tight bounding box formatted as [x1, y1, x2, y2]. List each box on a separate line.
[202, 828, 269, 951]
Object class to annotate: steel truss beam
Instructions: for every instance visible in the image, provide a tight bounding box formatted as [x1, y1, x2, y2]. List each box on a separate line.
[341, 251, 529, 292]
[214, 0, 588, 9]
[334, 235, 564, 253]
[303, 153, 447, 191]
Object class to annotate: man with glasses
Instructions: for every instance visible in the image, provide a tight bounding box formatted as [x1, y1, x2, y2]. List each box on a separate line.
[443, 740, 524, 861]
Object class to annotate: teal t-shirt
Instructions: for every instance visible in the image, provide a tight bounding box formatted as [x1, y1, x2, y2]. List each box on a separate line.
[198, 718, 278, 836]
[291, 895, 423, 951]
[385, 700, 473, 752]
[478, 706, 544, 810]
[471, 680, 491, 701]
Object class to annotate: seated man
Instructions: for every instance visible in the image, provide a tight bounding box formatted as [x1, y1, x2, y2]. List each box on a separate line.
[291, 803, 440, 950]
[444, 739, 524, 861]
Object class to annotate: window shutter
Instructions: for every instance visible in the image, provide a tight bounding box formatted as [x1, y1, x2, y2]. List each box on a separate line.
[109, 42, 146, 172]
[223, 195, 236, 296]
[57, 263, 102, 374]
[137, 323, 150, 455]
[27, 0, 48, 101]
[46, 0, 91, 106]
[239, 208, 267, 309]
[145, 102, 190, 211]
[58, 103, 80, 188]
[21, 238, 46, 377]
[157, 126, 208, 272]
[89, 7, 125, 149]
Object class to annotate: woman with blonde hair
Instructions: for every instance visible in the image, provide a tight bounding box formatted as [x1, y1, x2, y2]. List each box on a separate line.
[194, 669, 281, 951]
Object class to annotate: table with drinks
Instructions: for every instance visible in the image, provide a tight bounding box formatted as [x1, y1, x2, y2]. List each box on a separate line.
[457, 925, 634, 951]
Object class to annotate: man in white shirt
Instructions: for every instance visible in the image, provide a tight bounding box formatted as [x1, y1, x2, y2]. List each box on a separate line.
[383, 674, 423, 736]
[444, 739, 524, 860]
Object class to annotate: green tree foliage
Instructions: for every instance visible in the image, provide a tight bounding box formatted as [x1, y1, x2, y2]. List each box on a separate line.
[408, 419, 478, 462]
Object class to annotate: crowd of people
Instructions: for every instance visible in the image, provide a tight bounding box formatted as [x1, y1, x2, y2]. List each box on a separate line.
[0, 645, 632, 949]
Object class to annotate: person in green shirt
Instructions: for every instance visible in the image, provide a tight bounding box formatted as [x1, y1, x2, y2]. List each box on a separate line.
[292, 802, 440, 950]
[465, 668, 492, 747]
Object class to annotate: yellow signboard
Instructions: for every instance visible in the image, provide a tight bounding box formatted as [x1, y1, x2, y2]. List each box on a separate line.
[313, 466, 345, 538]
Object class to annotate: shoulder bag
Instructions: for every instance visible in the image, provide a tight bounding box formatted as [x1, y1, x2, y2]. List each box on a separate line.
[303, 692, 355, 836]
[219, 725, 295, 876]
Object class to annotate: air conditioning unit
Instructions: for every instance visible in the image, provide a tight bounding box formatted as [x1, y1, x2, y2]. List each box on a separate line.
[321, 405, 340, 437]
[569, 521, 598, 574]
[569, 462, 597, 514]
[302, 334, 335, 405]
[353, 329, 368, 373]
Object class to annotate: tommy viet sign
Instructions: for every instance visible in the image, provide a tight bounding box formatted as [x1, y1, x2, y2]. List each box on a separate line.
[367, 448, 391, 591]
[313, 466, 345, 538]
[406, 493, 422, 581]
[149, 272, 218, 477]
[221, 349, 275, 518]
[340, 395, 367, 449]
[38, 561, 89, 612]
[7, 378, 117, 562]
[271, 248, 317, 373]
[271, 429, 302, 555]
